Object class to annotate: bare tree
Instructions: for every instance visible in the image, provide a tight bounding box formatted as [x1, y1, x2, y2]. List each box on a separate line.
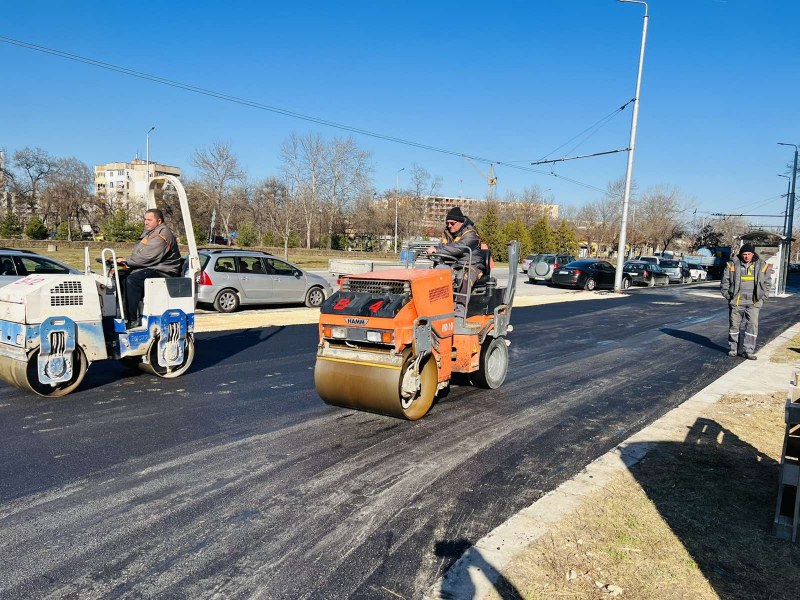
[321, 137, 371, 249]
[12, 147, 53, 215]
[403, 163, 441, 238]
[192, 141, 244, 241]
[280, 132, 328, 249]
[42, 157, 93, 240]
[264, 177, 299, 259]
[637, 185, 690, 251]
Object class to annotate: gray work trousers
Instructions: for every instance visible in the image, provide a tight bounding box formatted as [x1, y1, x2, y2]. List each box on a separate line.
[453, 265, 483, 319]
[728, 303, 760, 354]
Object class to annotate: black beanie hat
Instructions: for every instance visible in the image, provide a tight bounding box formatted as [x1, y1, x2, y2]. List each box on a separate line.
[446, 206, 466, 222]
[740, 243, 755, 255]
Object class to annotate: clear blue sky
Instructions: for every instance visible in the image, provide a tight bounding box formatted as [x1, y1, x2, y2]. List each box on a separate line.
[2, 1, 798, 228]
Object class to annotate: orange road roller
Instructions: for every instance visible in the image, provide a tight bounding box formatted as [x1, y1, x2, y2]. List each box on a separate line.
[315, 241, 520, 420]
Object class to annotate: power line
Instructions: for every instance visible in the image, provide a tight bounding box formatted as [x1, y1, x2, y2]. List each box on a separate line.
[0, 35, 615, 197]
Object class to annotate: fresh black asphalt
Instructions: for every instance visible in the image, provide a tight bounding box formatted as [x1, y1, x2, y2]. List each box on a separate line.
[1, 279, 798, 599]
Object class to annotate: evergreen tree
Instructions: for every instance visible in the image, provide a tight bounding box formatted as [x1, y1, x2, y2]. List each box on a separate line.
[529, 217, 555, 253]
[101, 208, 141, 242]
[24, 215, 49, 240]
[553, 219, 580, 256]
[502, 217, 532, 259]
[0, 211, 22, 238]
[238, 222, 257, 247]
[476, 202, 505, 260]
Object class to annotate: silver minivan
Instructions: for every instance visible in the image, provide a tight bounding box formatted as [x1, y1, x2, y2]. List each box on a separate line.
[196, 249, 333, 312]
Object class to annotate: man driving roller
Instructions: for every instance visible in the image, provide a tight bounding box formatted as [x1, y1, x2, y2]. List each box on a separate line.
[117, 208, 182, 328]
[426, 206, 486, 319]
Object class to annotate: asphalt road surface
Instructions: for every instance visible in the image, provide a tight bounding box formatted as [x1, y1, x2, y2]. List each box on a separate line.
[1, 280, 798, 599]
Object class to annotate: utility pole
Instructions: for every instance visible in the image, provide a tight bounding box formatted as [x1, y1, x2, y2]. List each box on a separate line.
[145, 126, 155, 208]
[395, 167, 404, 254]
[614, 0, 649, 291]
[778, 143, 798, 295]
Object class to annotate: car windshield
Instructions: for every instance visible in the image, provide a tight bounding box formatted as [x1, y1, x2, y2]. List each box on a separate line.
[660, 260, 680, 268]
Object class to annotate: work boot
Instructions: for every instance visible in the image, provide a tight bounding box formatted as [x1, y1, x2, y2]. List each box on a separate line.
[727, 350, 737, 357]
[743, 352, 757, 360]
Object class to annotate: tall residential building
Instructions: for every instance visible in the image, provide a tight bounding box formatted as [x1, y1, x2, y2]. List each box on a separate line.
[94, 158, 181, 210]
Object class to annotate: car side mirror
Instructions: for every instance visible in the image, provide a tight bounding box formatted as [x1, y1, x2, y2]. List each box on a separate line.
[294, 269, 302, 277]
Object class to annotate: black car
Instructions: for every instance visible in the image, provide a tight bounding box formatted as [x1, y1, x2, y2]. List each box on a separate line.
[551, 259, 630, 290]
[623, 260, 670, 287]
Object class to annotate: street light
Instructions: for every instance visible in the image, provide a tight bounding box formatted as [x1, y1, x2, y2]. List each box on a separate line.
[146, 126, 156, 208]
[779, 173, 791, 236]
[394, 167, 405, 254]
[614, 0, 649, 291]
[777, 143, 798, 295]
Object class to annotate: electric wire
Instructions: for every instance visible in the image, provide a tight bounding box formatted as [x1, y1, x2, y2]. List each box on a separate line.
[0, 34, 618, 197]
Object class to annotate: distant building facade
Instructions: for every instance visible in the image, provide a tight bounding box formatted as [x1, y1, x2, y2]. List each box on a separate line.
[421, 195, 559, 230]
[94, 158, 181, 210]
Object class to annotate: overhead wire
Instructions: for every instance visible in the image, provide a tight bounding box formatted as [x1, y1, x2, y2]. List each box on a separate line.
[0, 34, 621, 198]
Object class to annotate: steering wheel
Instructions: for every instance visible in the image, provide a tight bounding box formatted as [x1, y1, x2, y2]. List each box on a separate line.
[427, 252, 458, 267]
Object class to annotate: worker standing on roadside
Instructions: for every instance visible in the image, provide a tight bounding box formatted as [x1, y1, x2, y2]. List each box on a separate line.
[720, 243, 772, 360]
[426, 206, 486, 319]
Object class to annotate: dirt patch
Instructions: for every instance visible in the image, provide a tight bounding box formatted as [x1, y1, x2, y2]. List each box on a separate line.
[771, 330, 800, 364]
[486, 390, 800, 600]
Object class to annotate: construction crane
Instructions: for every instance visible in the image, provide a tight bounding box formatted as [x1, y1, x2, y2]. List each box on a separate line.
[462, 155, 497, 201]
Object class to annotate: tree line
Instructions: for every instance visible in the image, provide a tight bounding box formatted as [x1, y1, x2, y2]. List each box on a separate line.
[0, 136, 771, 260]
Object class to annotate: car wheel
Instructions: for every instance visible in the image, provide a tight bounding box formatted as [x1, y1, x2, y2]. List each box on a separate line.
[305, 286, 325, 308]
[662, 277, 670, 286]
[584, 277, 596, 291]
[621, 277, 631, 290]
[213, 289, 240, 313]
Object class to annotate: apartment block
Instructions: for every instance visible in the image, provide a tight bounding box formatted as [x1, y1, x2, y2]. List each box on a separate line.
[94, 158, 181, 209]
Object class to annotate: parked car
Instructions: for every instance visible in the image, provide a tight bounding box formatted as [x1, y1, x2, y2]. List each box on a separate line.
[195, 249, 333, 312]
[528, 253, 577, 283]
[637, 255, 661, 265]
[687, 263, 707, 281]
[659, 259, 691, 284]
[521, 254, 539, 274]
[551, 259, 630, 290]
[0, 248, 81, 288]
[623, 260, 670, 287]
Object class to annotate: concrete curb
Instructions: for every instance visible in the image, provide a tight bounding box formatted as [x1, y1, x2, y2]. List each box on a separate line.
[424, 322, 800, 600]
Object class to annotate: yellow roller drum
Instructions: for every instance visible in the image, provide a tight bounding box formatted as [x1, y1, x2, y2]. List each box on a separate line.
[315, 353, 438, 420]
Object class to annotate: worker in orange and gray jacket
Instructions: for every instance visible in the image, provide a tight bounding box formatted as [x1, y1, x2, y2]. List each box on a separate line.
[117, 208, 182, 328]
[426, 206, 487, 319]
[720, 243, 772, 360]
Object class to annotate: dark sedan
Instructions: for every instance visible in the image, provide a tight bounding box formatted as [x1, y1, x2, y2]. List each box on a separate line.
[623, 260, 670, 287]
[551, 259, 630, 290]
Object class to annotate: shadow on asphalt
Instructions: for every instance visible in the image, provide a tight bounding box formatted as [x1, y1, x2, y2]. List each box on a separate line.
[660, 327, 729, 353]
[434, 538, 523, 599]
[626, 418, 800, 598]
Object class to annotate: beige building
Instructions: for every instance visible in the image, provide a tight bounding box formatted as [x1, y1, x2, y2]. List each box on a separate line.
[94, 158, 181, 210]
[421, 195, 559, 229]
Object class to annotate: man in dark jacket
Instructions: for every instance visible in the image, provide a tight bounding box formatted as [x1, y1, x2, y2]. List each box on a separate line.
[118, 208, 182, 327]
[720, 243, 772, 359]
[426, 206, 487, 318]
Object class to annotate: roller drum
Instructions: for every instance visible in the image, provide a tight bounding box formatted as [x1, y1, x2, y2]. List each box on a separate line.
[315, 352, 438, 420]
[0, 348, 88, 397]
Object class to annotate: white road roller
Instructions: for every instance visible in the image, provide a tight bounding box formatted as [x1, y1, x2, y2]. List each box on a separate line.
[0, 175, 200, 396]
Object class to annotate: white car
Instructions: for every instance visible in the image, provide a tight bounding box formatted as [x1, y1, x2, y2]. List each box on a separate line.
[521, 254, 539, 274]
[687, 263, 707, 281]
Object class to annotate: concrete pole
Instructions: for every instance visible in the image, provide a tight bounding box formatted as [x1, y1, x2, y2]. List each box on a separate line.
[146, 126, 155, 208]
[395, 167, 404, 254]
[614, 0, 648, 291]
